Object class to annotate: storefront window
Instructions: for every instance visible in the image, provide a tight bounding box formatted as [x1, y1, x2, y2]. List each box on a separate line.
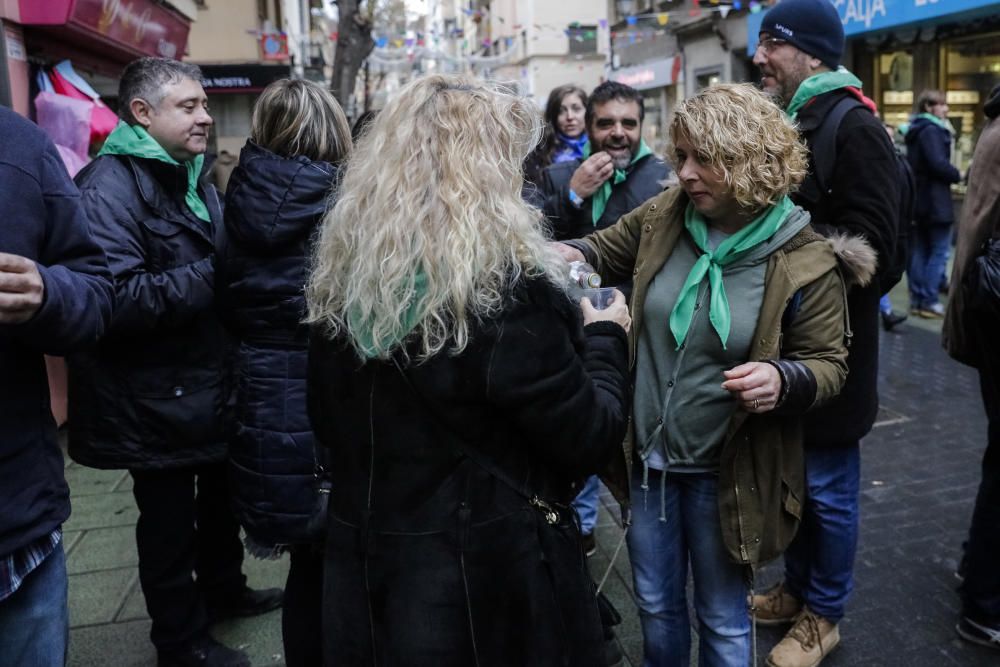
[945, 33, 1000, 172]
[878, 50, 914, 131]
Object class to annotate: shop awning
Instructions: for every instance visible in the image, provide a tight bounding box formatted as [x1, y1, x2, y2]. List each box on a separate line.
[18, 0, 191, 65]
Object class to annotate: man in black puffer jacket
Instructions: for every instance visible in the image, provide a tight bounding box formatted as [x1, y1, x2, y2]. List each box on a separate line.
[68, 58, 280, 667]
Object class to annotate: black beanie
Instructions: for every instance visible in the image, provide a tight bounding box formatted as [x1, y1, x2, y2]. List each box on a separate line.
[759, 0, 845, 70]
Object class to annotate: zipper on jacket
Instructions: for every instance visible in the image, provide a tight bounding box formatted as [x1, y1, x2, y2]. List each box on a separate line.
[734, 445, 751, 563]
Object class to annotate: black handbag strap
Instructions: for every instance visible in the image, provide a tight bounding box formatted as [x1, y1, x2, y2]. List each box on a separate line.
[389, 357, 563, 522]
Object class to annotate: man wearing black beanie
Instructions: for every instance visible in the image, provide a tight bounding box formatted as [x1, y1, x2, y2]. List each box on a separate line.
[749, 1, 901, 667]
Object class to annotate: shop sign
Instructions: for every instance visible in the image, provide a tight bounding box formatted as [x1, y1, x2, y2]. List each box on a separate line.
[18, 0, 190, 59]
[748, 0, 1000, 54]
[200, 64, 292, 93]
[5, 27, 25, 62]
[609, 56, 683, 91]
[260, 33, 289, 61]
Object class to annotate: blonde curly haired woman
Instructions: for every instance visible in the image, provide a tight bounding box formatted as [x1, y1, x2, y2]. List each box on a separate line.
[556, 83, 874, 666]
[305, 74, 632, 666]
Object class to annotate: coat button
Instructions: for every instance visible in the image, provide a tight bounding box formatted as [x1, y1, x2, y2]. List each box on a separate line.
[173, 386, 184, 397]
[633, 268, 639, 275]
[667, 380, 674, 388]
[644, 224, 652, 232]
[650, 204, 657, 211]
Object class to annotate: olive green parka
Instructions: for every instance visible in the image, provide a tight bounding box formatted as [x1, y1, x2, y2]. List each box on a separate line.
[579, 187, 873, 565]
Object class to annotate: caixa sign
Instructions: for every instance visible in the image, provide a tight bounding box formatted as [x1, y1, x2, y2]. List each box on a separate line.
[749, 0, 1000, 53]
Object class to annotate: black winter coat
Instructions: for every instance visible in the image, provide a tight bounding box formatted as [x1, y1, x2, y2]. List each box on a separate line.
[906, 116, 961, 225]
[534, 153, 670, 240]
[307, 277, 630, 666]
[794, 89, 899, 446]
[68, 154, 234, 470]
[0, 107, 113, 558]
[220, 141, 337, 551]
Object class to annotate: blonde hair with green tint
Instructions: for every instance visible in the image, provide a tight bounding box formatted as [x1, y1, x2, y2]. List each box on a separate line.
[668, 83, 808, 212]
[306, 74, 565, 362]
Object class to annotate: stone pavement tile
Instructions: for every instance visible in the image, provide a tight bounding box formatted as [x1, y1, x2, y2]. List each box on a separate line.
[115, 573, 149, 622]
[64, 465, 130, 498]
[69, 567, 136, 627]
[66, 525, 138, 574]
[69, 618, 154, 667]
[212, 611, 285, 667]
[64, 491, 140, 531]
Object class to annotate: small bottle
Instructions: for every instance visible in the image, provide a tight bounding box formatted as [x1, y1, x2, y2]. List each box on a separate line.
[568, 261, 602, 289]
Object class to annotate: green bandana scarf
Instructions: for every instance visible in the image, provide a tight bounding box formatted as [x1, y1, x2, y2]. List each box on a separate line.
[785, 68, 863, 120]
[668, 196, 795, 349]
[915, 112, 956, 135]
[583, 139, 653, 225]
[99, 122, 210, 222]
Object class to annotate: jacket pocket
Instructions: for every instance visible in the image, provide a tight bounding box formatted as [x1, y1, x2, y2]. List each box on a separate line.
[130, 377, 229, 447]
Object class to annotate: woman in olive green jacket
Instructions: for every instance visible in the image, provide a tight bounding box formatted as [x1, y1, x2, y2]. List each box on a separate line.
[557, 84, 873, 666]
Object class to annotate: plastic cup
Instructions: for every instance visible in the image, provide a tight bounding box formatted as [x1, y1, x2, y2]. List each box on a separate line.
[582, 287, 617, 310]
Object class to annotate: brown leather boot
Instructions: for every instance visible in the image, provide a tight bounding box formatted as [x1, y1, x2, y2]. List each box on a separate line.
[751, 582, 802, 626]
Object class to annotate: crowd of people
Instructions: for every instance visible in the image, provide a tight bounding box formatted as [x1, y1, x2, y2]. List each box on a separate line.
[0, 0, 998, 666]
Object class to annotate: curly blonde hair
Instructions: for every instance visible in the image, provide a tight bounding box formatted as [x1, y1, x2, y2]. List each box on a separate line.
[305, 74, 564, 362]
[668, 83, 808, 211]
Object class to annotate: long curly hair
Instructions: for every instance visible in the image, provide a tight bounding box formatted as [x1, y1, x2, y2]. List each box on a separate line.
[306, 74, 565, 362]
[668, 83, 808, 211]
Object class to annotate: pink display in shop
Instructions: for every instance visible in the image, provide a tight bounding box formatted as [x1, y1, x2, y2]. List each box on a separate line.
[43, 62, 118, 145]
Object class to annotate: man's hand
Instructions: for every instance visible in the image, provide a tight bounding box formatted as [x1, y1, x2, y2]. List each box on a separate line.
[0, 252, 45, 324]
[569, 152, 615, 199]
[721, 362, 782, 413]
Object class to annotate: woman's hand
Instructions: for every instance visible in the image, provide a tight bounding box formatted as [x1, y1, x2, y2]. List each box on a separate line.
[581, 289, 631, 333]
[550, 241, 585, 264]
[721, 362, 782, 413]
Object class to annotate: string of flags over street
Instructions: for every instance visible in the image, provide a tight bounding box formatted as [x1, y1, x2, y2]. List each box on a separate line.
[365, 0, 773, 72]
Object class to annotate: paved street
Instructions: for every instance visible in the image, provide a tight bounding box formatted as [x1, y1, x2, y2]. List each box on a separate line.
[63, 312, 999, 666]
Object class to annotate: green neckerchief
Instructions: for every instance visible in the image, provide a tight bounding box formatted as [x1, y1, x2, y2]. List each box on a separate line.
[582, 139, 653, 225]
[668, 196, 795, 350]
[348, 270, 428, 358]
[785, 68, 863, 120]
[915, 112, 956, 135]
[99, 122, 210, 222]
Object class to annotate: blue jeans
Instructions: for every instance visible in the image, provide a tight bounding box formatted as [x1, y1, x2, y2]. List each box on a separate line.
[0, 543, 68, 667]
[572, 475, 600, 535]
[627, 469, 750, 667]
[784, 443, 861, 623]
[908, 223, 952, 309]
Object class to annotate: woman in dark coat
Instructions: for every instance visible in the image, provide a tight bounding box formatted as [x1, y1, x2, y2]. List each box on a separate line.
[305, 74, 632, 667]
[905, 89, 962, 318]
[219, 78, 351, 667]
[523, 84, 589, 191]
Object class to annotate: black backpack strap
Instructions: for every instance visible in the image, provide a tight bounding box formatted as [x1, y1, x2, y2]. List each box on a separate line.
[804, 96, 867, 201]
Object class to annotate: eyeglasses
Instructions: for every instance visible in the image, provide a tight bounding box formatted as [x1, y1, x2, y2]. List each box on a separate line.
[756, 37, 788, 54]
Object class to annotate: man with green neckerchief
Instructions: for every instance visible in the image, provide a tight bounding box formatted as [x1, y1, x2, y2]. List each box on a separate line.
[748, 1, 901, 666]
[68, 57, 282, 667]
[537, 81, 670, 242]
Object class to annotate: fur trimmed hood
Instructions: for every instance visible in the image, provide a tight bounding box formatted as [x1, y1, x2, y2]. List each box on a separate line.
[821, 229, 877, 288]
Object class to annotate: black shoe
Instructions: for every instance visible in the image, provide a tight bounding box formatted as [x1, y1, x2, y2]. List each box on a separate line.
[581, 532, 597, 558]
[158, 636, 250, 667]
[956, 615, 1000, 650]
[207, 586, 283, 623]
[881, 309, 907, 331]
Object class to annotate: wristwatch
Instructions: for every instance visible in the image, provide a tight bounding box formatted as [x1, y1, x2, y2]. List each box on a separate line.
[568, 188, 585, 209]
